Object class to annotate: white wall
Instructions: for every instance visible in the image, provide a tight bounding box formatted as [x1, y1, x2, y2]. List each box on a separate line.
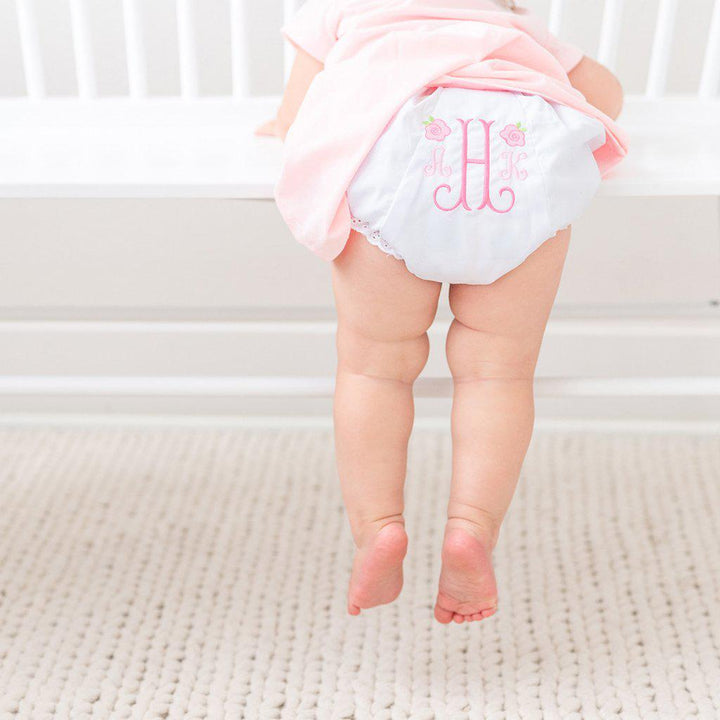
[0, 0, 718, 419]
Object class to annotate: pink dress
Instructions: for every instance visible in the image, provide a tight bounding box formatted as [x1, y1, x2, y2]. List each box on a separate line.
[275, 0, 629, 282]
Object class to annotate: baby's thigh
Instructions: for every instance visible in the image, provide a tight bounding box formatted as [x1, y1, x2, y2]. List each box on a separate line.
[332, 231, 441, 342]
[448, 228, 571, 367]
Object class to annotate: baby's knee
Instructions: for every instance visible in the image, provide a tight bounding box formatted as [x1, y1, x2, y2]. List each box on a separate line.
[338, 325, 430, 385]
[445, 318, 537, 382]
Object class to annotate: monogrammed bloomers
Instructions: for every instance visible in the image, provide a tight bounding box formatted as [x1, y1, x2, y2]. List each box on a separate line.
[347, 87, 605, 283]
[275, 0, 628, 278]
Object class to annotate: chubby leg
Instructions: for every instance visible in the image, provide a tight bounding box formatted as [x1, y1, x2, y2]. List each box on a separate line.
[435, 228, 571, 624]
[332, 231, 442, 615]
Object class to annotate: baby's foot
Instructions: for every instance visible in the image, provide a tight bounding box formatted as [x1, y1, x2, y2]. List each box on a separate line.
[434, 523, 498, 624]
[348, 521, 408, 615]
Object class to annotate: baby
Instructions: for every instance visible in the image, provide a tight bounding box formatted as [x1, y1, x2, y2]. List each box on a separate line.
[260, 0, 626, 623]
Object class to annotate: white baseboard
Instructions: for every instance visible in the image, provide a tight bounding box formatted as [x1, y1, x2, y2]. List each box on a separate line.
[1, 310, 719, 417]
[1, 374, 720, 397]
[1, 413, 719, 435]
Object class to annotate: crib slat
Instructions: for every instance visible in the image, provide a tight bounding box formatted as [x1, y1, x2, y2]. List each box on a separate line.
[699, 0, 720, 98]
[548, 0, 565, 36]
[122, 0, 148, 98]
[230, 0, 250, 98]
[177, 0, 199, 98]
[645, 0, 678, 98]
[15, 0, 45, 99]
[69, 0, 97, 99]
[597, 0, 624, 72]
[283, 0, 300, 82]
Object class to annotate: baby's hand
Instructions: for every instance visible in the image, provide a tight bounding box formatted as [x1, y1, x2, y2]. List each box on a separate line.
[255, 117, 282, 138]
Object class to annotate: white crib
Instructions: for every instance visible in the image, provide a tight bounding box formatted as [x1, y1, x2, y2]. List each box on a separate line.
[0, 0, 719, 411]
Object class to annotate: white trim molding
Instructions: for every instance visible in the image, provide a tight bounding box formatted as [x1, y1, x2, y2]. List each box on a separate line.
[0, 374, 719, 398]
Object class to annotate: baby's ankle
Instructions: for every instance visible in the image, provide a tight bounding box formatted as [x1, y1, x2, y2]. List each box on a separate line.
[445, 508, 500, 550]
[353, 514, 406, 549]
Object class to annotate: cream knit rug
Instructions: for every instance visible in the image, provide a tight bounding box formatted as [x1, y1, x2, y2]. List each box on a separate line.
[0, 427, 719, 720]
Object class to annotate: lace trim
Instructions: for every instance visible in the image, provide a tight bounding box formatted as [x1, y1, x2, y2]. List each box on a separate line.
[350, 216, 405, 262]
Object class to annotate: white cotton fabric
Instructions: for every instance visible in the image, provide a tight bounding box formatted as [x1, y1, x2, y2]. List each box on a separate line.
[346, 87, 606, 284]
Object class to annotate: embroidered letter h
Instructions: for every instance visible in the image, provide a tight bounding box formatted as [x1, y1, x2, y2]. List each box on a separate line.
[434, 119, 515, 214]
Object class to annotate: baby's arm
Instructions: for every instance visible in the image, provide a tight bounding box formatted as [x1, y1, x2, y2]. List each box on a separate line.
[568, 56, 624, 120]
[255, 49, 323, 140]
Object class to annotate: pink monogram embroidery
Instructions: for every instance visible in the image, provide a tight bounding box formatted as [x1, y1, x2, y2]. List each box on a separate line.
[433, 119, 515, 214]
[424, 147, 452, 177]
[500, 151, 528, 181]
[423, 116, 452, 142]
[500, 122, 527, 147]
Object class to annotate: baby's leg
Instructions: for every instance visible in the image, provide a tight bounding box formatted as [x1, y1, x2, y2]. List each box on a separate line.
[332, 232, 441, 615]
[435, 228, 571, 624]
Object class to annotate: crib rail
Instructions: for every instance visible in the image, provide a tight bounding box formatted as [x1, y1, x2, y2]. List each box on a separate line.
[9, 0, 302, 100]
[5, 0, 720, 101]
[122, 0, 147, 98]
[550, 0, 719, 98]
[700, 0, 720, 98]
[14, 0, 45, 99]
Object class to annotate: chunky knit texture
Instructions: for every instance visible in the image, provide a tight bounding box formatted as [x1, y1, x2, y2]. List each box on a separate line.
[0, 428, 718, 719]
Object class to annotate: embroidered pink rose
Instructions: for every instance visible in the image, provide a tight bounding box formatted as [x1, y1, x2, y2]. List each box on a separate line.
[500, 122, 527, 147]
[423, 116, 451, 142]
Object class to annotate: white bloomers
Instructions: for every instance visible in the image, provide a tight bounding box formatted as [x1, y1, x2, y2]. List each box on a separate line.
[346, 87, 606, 284]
